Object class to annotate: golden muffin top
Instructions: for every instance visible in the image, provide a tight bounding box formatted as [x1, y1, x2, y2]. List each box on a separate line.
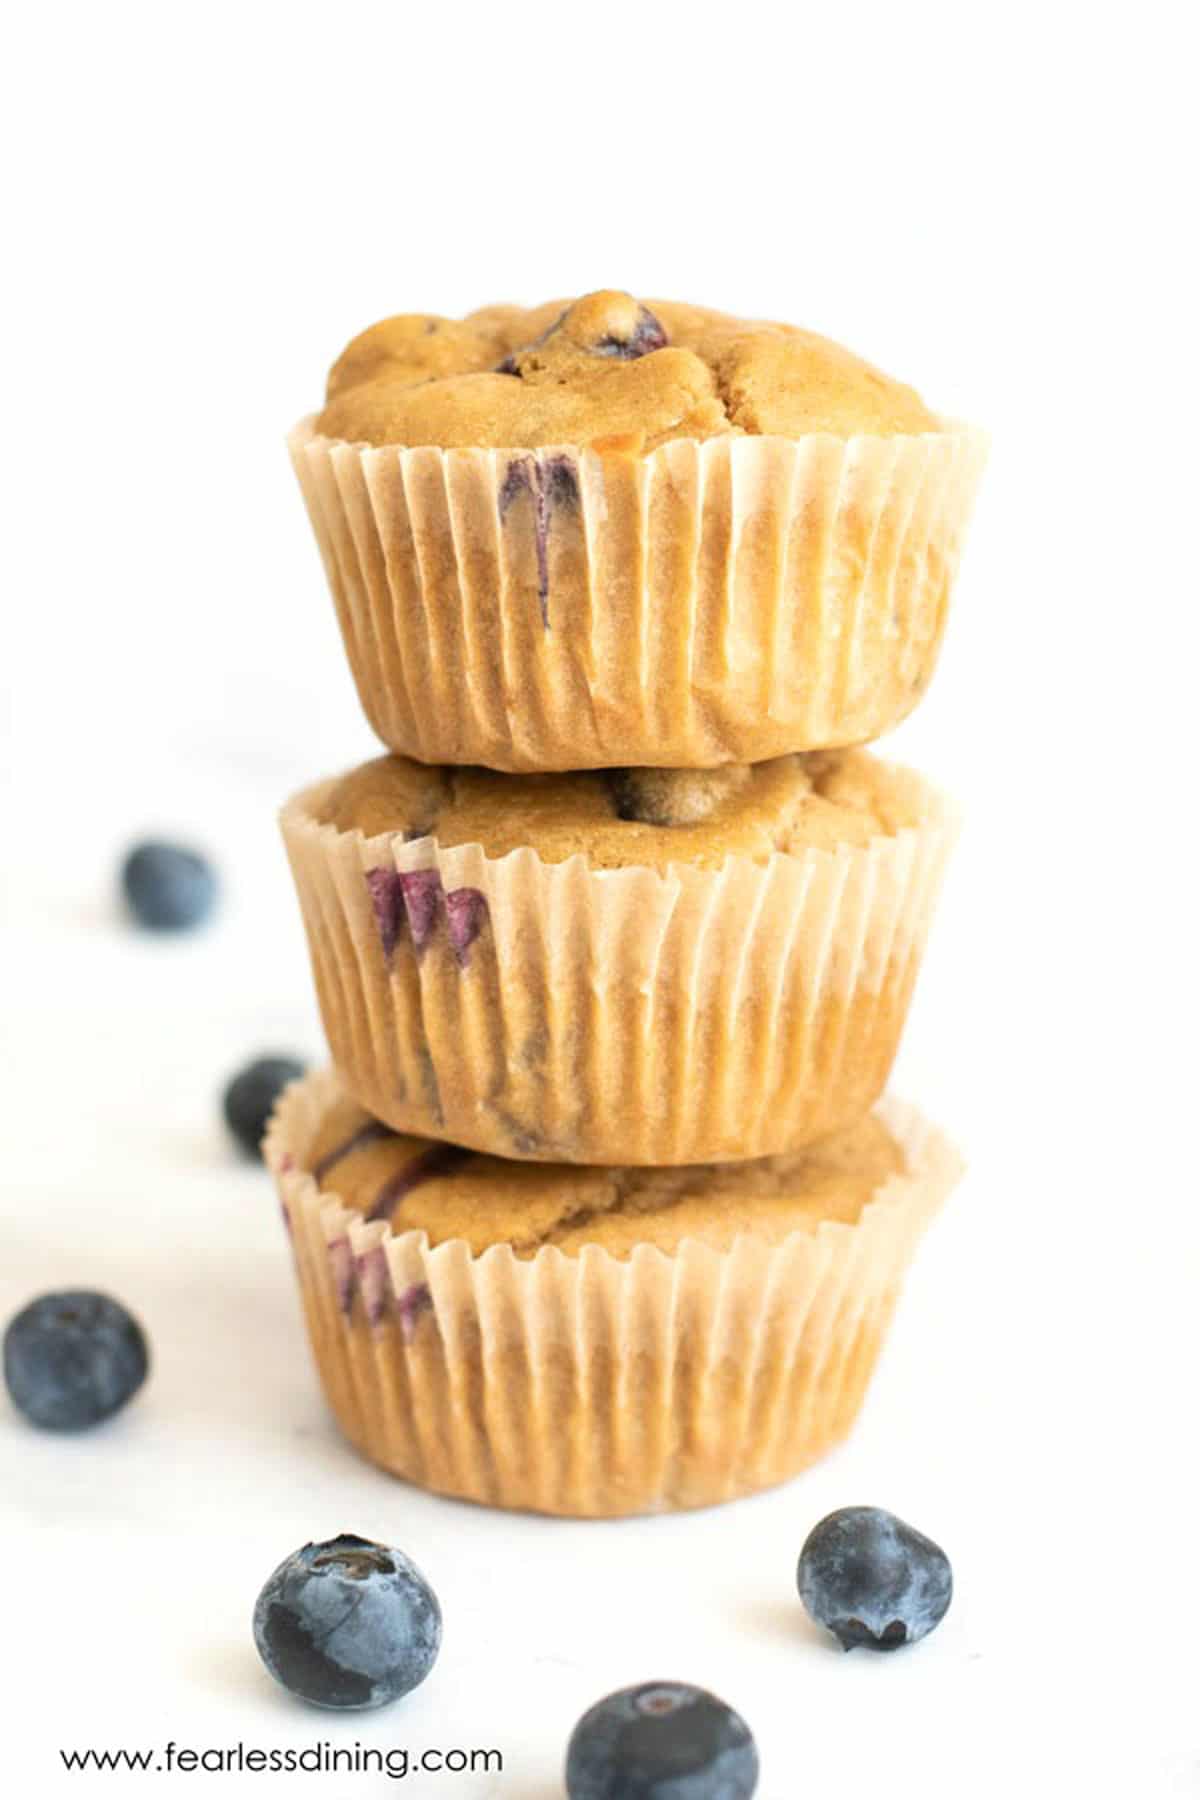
[315, 290, 938, 451]
[304, 1091, 906, 1259]
[317, 749, 917, 872]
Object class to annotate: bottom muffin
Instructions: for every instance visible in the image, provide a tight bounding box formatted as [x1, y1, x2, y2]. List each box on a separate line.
[266, 1070, 962, 1518]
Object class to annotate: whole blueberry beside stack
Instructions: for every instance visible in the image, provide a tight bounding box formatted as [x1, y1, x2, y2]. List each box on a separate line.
[253, 1534, 441, 1710]
[4, 1290, 149, 1430]
[268, 289, 981, 1516]
[121, 839, 217, 931]
[798, 1505, 953, 1651]
[224, 1054, 306, 1158]
[565, 1681, 758, 1799]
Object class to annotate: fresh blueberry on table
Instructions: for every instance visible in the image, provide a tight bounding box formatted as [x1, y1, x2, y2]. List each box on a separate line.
[253, 1534, 442, 1711]
[121, 839, 218, 931]
[565, 1680, 758, 1799]
[797, 1506, 953, 1651]
[3, 1290, 149, 1431]
[223, 1054, 306, 1158]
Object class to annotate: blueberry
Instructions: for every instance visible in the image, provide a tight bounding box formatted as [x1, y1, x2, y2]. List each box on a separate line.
[223, 1054, 306, 1158]
[605, 769, 658, 823]
[593, 302, 668, 360]
[797, 1506, 953, 1652]
[501, 295, 668, 374]
[604, 767, 748, 828]
[566, 1681, 758, 1799]
[4, 1290, 149, 1431]
[253, 1534, 441, 1711]
[121, 840, 218, 931]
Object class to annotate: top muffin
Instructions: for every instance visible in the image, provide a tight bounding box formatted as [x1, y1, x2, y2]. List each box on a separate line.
[293, 289, 983, 771]
[317, 290, 938, 450]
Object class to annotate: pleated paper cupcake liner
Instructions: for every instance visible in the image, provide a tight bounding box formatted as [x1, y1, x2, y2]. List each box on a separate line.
[289, 417, 987, 771]
[280, 761, 957, 1166]
[266, 1070, 962, 1518]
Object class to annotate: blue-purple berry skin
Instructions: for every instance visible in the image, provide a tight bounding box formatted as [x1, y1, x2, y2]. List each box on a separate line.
[4, 1291, 149, 1431]
[121, 840, 217, 931]
[253, 1535, 441, 1711]
[595, 303, 668, 360]
[566, 1681, 758, 1799]
[223, 1055, 306, 1158]
[797, 1506, 953, 1651]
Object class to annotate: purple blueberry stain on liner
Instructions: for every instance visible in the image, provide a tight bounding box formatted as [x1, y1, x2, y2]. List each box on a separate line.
[498, 453, 579, 628]
[542, 453, 580, 510]
[365, 868, 406, 962]
[365, 867, 447, 961]
[498, 454, 536, 516]
[398, 870, 443, 954]
[397, 1284, 434, 1343]
[355, 1245, 391, 1329]
[328, 1238, 355, 1317]
[498, 459, 556, 612]
[365, 1144, 474, 1225]
[444, 887, 489, 966]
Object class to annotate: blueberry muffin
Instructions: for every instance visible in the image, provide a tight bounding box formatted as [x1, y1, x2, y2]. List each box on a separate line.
[267, 1069, 962, 1516]
[290, 290, 986, 770]
[280, 749, 956, 1166]
[316, 292, 938, 449]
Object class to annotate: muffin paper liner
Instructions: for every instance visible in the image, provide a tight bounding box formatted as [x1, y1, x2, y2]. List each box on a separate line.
[289, 416, 987, 771]
[266, 1070, 962, 1517]
[280, 762, 957, 1166]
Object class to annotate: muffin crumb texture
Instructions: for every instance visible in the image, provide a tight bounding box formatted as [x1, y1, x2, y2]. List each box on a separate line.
[316, 291, 938, 449]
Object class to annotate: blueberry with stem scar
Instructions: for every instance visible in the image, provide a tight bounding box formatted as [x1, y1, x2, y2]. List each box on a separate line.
[797, 1506, 953, 1651]
[253, 1534, 442, 1711]
[565, 1681, 758, 1799]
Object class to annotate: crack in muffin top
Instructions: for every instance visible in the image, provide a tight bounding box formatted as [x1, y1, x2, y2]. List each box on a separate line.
[318, 751, 917, 871]
[315, 290, 938, 450]
[306, 1092, 906, 1259]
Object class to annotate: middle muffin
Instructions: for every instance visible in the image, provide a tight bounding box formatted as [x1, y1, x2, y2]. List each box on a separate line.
[282, 749, 955, 1165]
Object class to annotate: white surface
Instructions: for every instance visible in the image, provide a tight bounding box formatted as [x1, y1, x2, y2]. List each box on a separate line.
[2, 3, 1197, 1794]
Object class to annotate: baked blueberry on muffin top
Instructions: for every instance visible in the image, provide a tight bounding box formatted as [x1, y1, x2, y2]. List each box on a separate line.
[316, 290, 938, 450]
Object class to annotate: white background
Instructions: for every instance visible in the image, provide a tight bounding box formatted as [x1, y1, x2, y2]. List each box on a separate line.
[2, 3, 1197, 1794]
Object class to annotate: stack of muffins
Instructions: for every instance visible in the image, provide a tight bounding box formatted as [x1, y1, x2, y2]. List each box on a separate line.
[267, 292, 986, 1517]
